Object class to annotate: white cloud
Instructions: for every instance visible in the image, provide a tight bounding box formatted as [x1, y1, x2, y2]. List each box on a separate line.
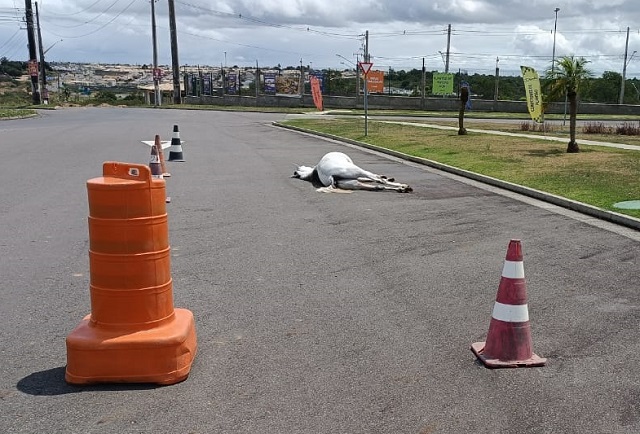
[0, 0, 638, 77]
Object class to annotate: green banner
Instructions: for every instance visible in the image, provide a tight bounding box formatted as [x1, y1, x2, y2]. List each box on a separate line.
[432, 73, 454, 95]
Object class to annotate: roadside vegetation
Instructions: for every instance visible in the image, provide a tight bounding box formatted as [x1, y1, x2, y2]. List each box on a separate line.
[281, 117, 640, 219]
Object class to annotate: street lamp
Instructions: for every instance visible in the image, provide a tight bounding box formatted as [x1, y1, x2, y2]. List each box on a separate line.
[551, 7, 560, 73]
[336, 53, 360, 102]
[44, 39, 63, 55]
[335, 53, 355, 67]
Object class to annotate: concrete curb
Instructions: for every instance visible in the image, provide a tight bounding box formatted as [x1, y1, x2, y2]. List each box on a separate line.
[273, 122, 640, 232]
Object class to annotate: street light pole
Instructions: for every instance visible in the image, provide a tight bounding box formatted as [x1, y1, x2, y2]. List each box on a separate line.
[35, 1, 48, 104]
[150, 0, 160, 106]
[336, 53, 359, 102]
[619, 27, 632, 104]
[552, 7, 560, 73]
[168, 0, 181, 104]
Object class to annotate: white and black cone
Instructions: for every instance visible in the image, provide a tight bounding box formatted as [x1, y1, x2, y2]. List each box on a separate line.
[168, 124, 185, 162]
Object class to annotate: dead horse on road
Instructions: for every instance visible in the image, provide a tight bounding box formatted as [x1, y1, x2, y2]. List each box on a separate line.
[292, 152, 412, 193]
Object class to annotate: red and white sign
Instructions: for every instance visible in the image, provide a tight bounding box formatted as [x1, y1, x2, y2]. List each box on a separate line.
[28, 60, 39, 77]
[358, 62, 373, 75]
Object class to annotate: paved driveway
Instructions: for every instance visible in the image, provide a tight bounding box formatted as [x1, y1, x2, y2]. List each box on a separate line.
[1, 107, 639, 433]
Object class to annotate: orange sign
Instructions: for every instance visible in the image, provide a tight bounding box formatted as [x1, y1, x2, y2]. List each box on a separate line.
[366, 70, 385, 93]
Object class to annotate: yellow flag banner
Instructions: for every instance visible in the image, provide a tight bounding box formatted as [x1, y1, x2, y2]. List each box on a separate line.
[520, 66, 544, 123]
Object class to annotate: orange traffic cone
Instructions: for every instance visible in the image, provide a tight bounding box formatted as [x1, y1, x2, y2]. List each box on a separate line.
[471, 239, 546, 368]
[149, 135, 163, 179]
[65, 162, 197, 385]
[167, 124, 185, 162]
[155, 135, 171, 177]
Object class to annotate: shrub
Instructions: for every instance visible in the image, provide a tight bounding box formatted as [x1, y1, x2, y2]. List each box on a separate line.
[93, 90, 118, 103]
[615, 122, 640, 136]
[583, 122, 613, 134]
[520, 122, 555, 133]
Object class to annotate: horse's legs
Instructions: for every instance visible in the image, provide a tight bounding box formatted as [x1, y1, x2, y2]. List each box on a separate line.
[356, 176, 411, 190]
[335, 179, 412, 192]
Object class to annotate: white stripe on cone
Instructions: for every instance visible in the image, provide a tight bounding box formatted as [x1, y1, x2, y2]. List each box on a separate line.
[501, 260, 524, 279]
[491, 302, 529, 322]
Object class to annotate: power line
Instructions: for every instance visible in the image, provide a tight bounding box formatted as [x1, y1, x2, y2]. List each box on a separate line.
[179, 29, 317, 58]
[175, 0, 361, 39]
[0, 28, 25, 59]
[42, 0, 104, 17]
[41, 0, 133, 29]
[41, 0, 141, 39]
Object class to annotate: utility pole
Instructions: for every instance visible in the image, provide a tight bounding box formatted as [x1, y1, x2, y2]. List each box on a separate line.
[421, 58, 425, 109]
[363, 30, 369, 136]
[35, 1, 47, 104]
[255, 60, 259, 100]
[299, 58, 304, 97]
[494, 57, 499, 102]
[24, 0, 40, 104]
[552, 8, 560, 73]
[151, 0, 160, 106]
[355, 53, 360, 105]
[168, 0, 181, 104]
[619, 26, 630, 105]
[445, 24, 451, 73]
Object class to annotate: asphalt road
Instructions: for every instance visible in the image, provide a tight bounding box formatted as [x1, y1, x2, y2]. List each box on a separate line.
[1, 107, 639, 434]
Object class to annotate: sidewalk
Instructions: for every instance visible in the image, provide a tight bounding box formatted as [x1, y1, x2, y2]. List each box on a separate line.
[380, 120, 640, 151]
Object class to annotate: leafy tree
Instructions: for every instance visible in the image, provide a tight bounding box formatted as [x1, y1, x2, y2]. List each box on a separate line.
[585, 71, 620, 103]
[93, 90, 118, 103]
[545, 56, 593, 153]
[0, 57, 25, 77]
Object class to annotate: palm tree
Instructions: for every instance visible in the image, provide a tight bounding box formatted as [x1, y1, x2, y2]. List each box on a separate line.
[544, 56, 593, 153]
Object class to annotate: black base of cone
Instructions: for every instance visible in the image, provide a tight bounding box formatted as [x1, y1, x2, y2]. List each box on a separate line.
[168, 152, 184, 162]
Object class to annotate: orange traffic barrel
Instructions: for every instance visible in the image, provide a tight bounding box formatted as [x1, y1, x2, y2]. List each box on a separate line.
[65, 161, 197, 385]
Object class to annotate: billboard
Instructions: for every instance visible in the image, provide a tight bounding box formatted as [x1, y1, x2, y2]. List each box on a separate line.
[366, 70, 385, 93]
[432, 72, 454, 95]
[226, 71, 237, 95]
[264, 72, 277, 95]
[276, 74, 300, 95]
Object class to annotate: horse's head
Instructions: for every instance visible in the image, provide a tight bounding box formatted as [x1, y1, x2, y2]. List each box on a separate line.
[292, 165, 315, 180]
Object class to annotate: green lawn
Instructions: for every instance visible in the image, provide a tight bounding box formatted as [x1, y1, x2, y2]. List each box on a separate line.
[0, 108, 37, 119]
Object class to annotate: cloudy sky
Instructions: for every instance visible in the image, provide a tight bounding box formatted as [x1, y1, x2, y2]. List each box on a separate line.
[1, 0, 639, 77]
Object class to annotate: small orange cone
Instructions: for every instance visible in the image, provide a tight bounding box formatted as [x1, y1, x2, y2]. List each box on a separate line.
[471, 239, 546, 368]
[155, 136, 171, 177]
[149, 135, 163, 179]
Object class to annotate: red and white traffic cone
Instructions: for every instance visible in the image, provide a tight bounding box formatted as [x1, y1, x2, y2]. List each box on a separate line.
[471, 239, 546, 368]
